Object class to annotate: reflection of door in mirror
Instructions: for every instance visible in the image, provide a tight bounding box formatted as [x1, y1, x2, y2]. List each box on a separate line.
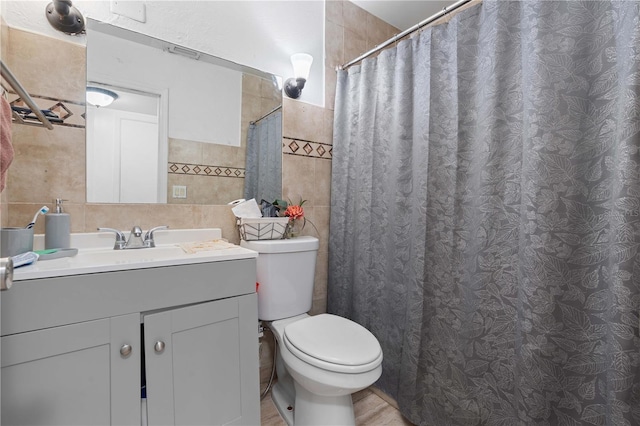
[86, 86, 162, 203]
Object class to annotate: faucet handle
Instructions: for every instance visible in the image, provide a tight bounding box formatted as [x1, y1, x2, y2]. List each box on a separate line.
[97, 227, 126, 250]
[144, 225, 169, 248]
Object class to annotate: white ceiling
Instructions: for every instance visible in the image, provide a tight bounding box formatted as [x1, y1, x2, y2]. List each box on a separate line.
[352, 0, 456, 31]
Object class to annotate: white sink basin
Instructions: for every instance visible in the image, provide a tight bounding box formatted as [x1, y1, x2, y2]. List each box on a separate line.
[76, 246, 187, 266]
[15, 228, 258, 281]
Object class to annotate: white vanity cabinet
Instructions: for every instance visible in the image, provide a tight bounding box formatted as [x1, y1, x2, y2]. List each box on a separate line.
[1, 258, 259, 426]
[1, 314, 140, 426]
[144, 295, 257, 425]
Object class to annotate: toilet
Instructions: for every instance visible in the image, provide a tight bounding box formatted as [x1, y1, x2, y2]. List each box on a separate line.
[241, 236, 383, 426]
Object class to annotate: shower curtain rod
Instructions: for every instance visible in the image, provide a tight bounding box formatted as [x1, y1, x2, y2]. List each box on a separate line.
[341, 0, 475, 69]
[250, 104, 282, 125]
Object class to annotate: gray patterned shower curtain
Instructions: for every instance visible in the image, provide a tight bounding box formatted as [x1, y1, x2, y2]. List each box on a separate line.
[328, 1, 640, 425]
[244, 110, 282, 203]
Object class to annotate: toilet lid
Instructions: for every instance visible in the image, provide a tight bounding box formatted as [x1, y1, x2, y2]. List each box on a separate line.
[284, 314, 382, 373]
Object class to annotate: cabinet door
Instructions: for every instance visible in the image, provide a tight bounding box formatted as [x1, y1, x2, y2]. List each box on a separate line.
[1, 314, 140, 426]
[144, 294, 259, 426]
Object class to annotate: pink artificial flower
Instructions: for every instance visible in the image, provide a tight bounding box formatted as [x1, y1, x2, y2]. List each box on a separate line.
[284, 205, 304, 220]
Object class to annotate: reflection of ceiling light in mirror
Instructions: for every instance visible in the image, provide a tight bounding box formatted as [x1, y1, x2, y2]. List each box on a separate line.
[86, 87, 118, 107]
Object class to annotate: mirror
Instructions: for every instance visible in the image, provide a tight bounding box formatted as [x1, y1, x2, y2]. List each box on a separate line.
[86, 19, 283, 205]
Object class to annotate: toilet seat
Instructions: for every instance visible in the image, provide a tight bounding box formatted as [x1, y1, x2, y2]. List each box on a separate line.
[283, 314, 383, 374]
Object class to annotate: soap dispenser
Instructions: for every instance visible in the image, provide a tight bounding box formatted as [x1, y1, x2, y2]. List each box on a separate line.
[45, 198, 70, 249]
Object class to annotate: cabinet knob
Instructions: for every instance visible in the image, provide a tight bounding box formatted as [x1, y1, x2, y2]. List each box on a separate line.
[154, 341, 165, 354]
[120, 344, 132, 358]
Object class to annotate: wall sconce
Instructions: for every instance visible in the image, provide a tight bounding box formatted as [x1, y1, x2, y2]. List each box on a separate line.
[284, 53, 313, 99]
[45, 0, 85, 35]
[86, 87, 118, 107]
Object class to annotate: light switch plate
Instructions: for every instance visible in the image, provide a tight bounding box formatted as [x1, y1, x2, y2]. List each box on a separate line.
[172, 185, 187, 199]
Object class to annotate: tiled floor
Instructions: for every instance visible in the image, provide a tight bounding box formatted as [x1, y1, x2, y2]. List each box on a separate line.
[260, 386, 414, 425]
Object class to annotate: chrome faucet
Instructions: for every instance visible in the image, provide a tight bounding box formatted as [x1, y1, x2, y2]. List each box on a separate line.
[126, 225, 145, 249]
[98, 225, 169, 250]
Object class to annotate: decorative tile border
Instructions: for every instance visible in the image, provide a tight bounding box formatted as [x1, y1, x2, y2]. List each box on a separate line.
[2, 85, 86, 129]
[283, 137, 332, 160]
[168, 162, 245, 179]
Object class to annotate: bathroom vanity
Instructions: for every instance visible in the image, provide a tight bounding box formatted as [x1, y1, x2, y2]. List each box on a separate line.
[0, 229, 260, 426]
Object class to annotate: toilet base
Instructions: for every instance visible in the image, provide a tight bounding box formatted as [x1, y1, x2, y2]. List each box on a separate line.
[272, 381, 295, 426]
[271, 380, 355, 426]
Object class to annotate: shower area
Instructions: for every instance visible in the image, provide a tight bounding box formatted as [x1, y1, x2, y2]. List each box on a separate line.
[244, 106, 283, 203]
[327, 1, 640, 425]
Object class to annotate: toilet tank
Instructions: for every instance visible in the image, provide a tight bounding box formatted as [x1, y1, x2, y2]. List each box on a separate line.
[241, 236, 319, 321]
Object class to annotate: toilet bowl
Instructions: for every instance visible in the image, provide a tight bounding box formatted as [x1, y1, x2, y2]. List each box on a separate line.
[269, 314, 382, 425]
[240, 237, 383, 426]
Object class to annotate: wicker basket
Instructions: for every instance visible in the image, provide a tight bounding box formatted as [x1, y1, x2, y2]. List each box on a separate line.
[236, 217, 290, 241]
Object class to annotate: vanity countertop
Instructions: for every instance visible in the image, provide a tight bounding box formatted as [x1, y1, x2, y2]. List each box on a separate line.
[15, 228, 257, 281]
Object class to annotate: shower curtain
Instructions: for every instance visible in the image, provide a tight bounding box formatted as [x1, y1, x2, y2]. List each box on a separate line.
[244, 110, 282, 203]
[328, 1, 640, 425]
